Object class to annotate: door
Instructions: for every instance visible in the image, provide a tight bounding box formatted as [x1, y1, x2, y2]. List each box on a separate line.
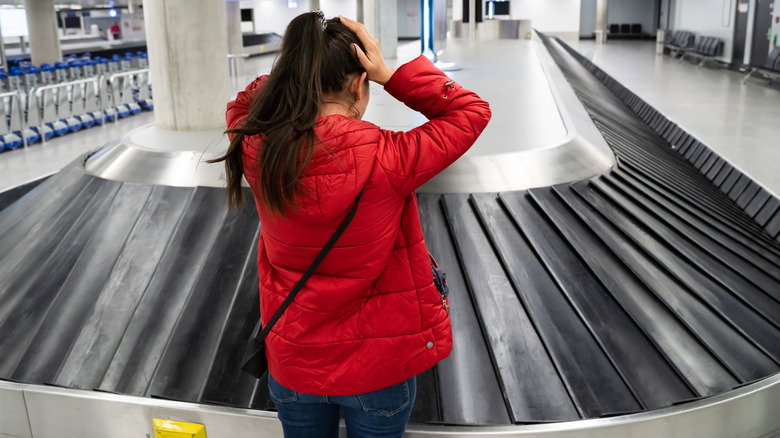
[733, 0, 750, 65]
[751, 0, 774, 66]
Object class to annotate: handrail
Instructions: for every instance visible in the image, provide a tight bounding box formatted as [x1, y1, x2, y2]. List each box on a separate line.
[0, 90, 28, 149]
[34, 78, 100, 145]
[106, 69, 150, 124]
[33, 77, 99, 99]
[227, 53, 249, 77]
[107, 68, 150, 88]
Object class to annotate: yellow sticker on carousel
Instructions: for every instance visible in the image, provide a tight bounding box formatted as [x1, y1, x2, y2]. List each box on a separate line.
[152, 419, 206, 438]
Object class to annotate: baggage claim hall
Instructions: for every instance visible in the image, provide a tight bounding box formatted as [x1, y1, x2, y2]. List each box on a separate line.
[1, 0, 779, 437]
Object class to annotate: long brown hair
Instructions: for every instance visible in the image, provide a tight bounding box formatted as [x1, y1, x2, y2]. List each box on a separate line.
[211, 12, 366, 213]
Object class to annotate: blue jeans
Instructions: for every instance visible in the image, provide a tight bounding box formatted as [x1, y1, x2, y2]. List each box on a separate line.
[268, 373, 417, 438]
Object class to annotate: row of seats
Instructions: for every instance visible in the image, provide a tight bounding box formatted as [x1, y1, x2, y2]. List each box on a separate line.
[664, 30, 723, 67]
[0, 52, 152, 152]
[743, 47, 780, 84]
[608, 23, 643, 38]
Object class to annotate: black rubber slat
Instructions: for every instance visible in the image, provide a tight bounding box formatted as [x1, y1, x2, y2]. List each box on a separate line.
[756, 197, 780, 228]
[712, 164, 734, 187]
[0, 177, 46, 211]
[11, 183, 154, 384]
[419, 194, 511, 426]
[549, 185, 729, 397]
[0, 179, 120, 378]
[411, 368, 441, 424]
[736, 181, 761, 210]
[767, 212, 780, 239]
[592, 177, 780, 322]
[442, 194, 578, 423]
[0, 175, 105, 326]
[619, 161, 779, 252]
[200, 238, 262, 410]
[693, 149, 712, 171]
[726, 174, 750, 201]
[573, 182, 778, 382]
[744, 188, 771, 218]
[473, 192, 641, 417]
[705, 158, 726, 181]
[509, 188, 696, 410]
[148, 198, 261, 403]
[0, 167, 94, 271]
[608, 172, 780, 281]
[52, 186, 195, 391]
[97, 187, 229, 397]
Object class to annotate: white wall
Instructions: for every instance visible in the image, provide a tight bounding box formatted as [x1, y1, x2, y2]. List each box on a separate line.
[580, 0, 597, 37]
[452, 0, 463, 21]
[247, 0, 356, 35]
[320, 0, 357, 20]
[510, 0, 581, 37]
[672, 0, 735, 63]
[250, 0, 311, 34]
[398, 0, 421, 38]
[580, 0, 659, 38]
[609, 0, 658, 35]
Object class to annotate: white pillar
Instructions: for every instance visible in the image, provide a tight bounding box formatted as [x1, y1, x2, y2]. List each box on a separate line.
[362, 0, 398, 59]
[356, 0, 364, 23]
[468, 0, 476, 44]
[595, 0, 608, 44]
[127, 0, 138, 14]
[142, 0, 230, 131]
[225, 1, 245, 77]
[24, 0, 62, 65]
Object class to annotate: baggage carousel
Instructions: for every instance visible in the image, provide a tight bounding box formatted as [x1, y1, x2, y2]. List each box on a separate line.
[1, 34, 779, 437]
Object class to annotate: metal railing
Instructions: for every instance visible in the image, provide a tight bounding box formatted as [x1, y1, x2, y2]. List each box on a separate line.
[227, 53, 249, 78]
[107, 69, 151, 123]
[33, 77, 100, 145]
[0, 91, 27, 149]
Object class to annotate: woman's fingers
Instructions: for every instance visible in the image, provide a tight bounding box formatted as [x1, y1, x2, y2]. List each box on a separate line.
[352, 43, 371, 69]
[339, 15, 365, 35]
[340, 16, 395, 85]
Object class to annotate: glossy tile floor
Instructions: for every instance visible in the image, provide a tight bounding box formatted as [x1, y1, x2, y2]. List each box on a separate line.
[2, 37, 778, 200]
[572, 39, 780, 197]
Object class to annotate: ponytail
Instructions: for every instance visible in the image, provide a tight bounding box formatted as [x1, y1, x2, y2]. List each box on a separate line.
[211, 12, 365, 214]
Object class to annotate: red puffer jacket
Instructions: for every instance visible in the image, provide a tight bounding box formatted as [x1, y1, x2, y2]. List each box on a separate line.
[226, 55, 491, 396]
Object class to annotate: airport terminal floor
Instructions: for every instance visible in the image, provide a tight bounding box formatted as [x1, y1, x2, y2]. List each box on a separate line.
[2, 34, 780, 438]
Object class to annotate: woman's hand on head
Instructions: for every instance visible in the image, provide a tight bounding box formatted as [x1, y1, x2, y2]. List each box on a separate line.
[339, 15, 395, 86]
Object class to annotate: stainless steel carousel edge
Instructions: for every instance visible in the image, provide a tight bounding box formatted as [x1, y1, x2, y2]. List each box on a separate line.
[1, 373, 777, 437]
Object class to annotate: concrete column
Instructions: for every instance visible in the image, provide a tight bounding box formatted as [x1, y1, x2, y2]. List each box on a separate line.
[362, 0, 398, 58]
[468, 0, 476, 44]
[24, 0, 62, 65]
[356, 0, 364, 23]
[127, 0, 138, 14]
[142, 0, 230, 131]
[225, 1, 245, 77]
[595, 0, 608, 44]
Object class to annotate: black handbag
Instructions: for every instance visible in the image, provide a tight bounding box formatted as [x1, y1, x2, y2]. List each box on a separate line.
[429, 254, 450, 315]
[241, 189, 364, 379]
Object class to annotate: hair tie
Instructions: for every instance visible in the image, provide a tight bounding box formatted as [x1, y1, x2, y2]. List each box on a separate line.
[314, 10, 327, 30]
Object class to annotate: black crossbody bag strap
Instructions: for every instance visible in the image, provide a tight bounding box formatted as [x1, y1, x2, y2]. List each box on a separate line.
[250, 188, 365, 348]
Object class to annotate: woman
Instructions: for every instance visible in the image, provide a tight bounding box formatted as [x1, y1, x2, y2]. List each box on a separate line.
[217, 11, 490, 438]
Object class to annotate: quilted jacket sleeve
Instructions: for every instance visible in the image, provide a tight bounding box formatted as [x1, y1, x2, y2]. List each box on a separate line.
[226, 75, 268, 134]
[377, 55, 491, 195]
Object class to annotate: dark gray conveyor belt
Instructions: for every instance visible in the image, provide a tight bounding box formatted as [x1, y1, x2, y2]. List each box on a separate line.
[0, 33, 779, 429]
